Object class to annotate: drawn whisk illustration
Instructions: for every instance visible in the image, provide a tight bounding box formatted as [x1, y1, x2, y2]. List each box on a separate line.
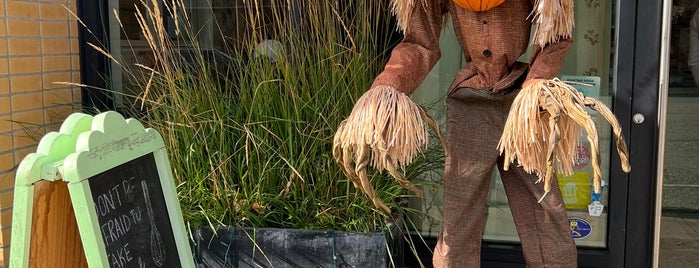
[142, 180, 166, 266]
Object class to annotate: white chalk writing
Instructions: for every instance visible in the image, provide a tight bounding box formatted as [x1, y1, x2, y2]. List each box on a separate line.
[95, 185, 122, 216]
[100, 208, 142, 246]
[94, 175, 150, 267]
[108, 243, 133, 268]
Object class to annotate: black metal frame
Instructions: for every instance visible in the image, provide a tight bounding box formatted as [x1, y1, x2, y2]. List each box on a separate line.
[616, 0, 664, 266]
[77, 0, 112, 113]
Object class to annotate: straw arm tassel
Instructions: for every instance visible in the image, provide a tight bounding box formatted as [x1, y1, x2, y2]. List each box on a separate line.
[497, 79, 631, 202]
[531, 0, 575, 47]
[333, 86, 445, 214]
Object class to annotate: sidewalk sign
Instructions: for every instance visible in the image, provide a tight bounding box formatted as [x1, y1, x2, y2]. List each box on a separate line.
[10, 111, 194, 267]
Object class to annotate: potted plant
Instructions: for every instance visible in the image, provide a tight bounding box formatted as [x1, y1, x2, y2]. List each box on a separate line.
[99, 1, 443, 267]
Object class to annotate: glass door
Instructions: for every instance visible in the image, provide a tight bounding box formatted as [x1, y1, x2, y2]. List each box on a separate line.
[412, 0, 620, 248]
[407, 0, 665, 267]
[482, 0, 616, 249]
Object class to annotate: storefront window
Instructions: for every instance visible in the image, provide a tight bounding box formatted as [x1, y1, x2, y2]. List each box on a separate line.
[665, 1, 699, 209]
[670, 0, 699, 90]
[483, 1, 616, 248]
[109, 0, 630, 250]
[411, 1, 619, 249]
[108, 0, 244, 108]
[658, 0, 699, 265]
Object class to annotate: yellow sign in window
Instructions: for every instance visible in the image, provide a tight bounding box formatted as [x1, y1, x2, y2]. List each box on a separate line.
[558, 172, 591, 209]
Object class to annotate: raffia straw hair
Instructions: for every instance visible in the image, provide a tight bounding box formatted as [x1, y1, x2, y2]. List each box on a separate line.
[333, 85, 445, 213]
[336, 85, 430, 170]
[531, 0, 575, 47]
[390, 0, 420, 33]
[498, 79, 631, 202]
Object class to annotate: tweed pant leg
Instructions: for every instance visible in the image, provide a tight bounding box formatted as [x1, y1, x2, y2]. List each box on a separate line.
[433, 87, 577, 268]
[497, 159, 577, 268]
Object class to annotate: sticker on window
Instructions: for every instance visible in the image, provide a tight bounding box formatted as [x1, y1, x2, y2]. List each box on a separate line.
[569, 217, 592, 239]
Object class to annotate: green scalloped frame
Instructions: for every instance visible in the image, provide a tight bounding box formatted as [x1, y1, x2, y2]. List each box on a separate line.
[9, 111, 194, 267]
[10, 112, 93, 268]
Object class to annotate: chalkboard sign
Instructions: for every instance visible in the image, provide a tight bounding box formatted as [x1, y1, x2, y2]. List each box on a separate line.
[88, 153, 181, 267]
[9, 111, 194, 267]
[61, 111, 194, 267]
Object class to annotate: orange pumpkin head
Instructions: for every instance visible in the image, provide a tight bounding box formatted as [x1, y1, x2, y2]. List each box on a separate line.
[453, 0, 506, 11]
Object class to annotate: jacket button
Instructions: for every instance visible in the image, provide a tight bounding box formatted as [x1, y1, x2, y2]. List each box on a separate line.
[483, 50, 492, 57]
[482, 20, 488, 24]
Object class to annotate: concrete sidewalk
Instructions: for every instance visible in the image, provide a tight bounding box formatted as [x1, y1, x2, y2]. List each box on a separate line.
[658, 211, 699, 267]
[659, 95, 699, 267]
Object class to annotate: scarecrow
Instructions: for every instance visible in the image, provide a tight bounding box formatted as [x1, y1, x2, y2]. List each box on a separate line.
[333, 0, 631, 266]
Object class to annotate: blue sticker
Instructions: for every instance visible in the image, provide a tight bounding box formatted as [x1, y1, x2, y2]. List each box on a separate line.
[568, 217, 592, 239]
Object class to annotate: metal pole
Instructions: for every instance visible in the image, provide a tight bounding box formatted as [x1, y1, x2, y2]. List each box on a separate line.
[652, 0, 673, 267]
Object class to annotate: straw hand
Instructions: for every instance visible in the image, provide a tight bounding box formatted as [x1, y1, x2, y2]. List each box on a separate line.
[332, 86, 445, 214]
[498, 79, 631, 202]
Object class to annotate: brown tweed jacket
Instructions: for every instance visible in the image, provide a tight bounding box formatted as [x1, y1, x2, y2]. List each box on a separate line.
[371, 0, 573, 94]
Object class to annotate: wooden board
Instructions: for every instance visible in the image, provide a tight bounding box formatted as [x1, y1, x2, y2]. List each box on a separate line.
[28, 180, 87, 268]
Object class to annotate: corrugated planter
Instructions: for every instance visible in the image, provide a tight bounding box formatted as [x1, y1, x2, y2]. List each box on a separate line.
[190, 219, 404, 268]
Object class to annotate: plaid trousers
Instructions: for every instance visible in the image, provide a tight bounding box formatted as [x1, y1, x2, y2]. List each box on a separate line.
[432, 87, 578, 268]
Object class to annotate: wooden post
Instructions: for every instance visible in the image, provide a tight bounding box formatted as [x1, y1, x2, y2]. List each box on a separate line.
[28, 180, 87, 268]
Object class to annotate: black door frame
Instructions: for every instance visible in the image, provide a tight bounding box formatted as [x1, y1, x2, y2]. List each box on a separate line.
[611, 0, 664, 267]
[77, 0, 113, 114]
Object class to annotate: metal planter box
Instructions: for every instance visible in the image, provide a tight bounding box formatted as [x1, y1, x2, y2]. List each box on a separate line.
[191, 223, 403, 268]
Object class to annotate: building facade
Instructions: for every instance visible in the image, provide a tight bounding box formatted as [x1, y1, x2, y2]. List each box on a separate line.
[0, 0, 694, 267]
[0, 0, 81, 265]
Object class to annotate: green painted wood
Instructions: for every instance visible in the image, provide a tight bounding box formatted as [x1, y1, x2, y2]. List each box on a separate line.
[62, 111, 194, 267]
[9, 113, 93, 268]
[14, 113, 93, 186]
[152, 145, 192, 263]
[8, 186, 34, 268]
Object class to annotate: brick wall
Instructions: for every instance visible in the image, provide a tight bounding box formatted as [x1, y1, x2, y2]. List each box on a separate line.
[0, 0, 81, 266]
